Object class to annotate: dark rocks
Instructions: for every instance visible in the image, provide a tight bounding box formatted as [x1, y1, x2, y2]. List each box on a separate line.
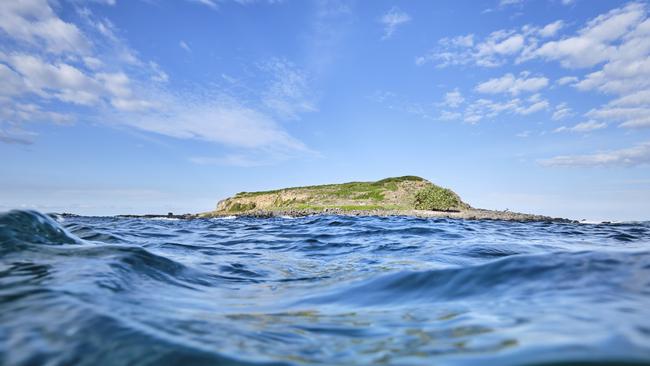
[200, 208, 576, 223]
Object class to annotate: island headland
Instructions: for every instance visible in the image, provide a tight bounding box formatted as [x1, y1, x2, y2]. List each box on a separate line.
[199, 176, 573, 222]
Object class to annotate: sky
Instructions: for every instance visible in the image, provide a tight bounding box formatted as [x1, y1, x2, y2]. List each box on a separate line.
[1, 0, 649, 221]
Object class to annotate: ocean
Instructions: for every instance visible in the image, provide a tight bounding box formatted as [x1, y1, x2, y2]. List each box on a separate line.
[1, 209, 649, 365]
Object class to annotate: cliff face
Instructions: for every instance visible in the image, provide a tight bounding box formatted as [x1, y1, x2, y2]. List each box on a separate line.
[211, 176, 470, 214]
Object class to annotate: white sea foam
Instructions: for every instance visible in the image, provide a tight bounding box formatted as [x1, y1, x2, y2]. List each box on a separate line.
[578, 220, 622, 225]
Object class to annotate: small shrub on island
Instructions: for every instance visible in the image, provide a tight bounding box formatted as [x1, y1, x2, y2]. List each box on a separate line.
[413, 185, 465, 211]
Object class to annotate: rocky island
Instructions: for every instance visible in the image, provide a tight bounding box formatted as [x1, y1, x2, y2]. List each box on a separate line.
[200, 176, 572, 222]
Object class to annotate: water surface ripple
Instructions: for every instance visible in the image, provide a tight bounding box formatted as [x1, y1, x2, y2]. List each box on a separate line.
[1, 210, 650, 365]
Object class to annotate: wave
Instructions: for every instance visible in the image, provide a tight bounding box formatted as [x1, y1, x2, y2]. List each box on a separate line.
[299, 250, 650, 307]
[213, 215, 238, 220]
[1, 210, 650, 365]
[0, 210, 246, 290]
[0, 210, 82, 252]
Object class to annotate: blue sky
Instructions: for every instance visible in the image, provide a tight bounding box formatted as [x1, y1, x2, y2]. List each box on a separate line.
[1, 0, 649, 221]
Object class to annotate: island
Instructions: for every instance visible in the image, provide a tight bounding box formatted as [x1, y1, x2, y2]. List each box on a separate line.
[199, 176, 572, 222]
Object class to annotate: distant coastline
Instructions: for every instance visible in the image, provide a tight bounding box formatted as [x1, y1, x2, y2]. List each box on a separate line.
[201, 207, 574, 222]
[55, 176, 574, 222]
[195, 176, 575, 223]
[108, 209, 573, 222]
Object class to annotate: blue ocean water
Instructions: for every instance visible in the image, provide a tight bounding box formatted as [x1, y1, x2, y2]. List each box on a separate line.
[1, 210, 650, 366]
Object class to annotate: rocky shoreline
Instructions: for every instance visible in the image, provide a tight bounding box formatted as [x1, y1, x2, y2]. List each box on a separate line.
[199, 208, 576, 223]
[104, 208, 576, 223]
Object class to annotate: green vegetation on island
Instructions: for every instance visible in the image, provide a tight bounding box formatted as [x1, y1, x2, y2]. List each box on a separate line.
[209, 176, 471, 214]
[198, 175, 573, 222]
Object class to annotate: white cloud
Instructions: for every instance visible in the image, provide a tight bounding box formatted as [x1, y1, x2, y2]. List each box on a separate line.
[188, 0, 219, 9]
[552, 102, 573, 120]
[0, 96, 73, 144]
[556, 76, 578, 86]
[83, 57, 103, 70]
[0, 64, 28, 96]
[149, 62, 169, 83]
[129, 97, 306, 151]
[0, 99, 73, 125]
[478, 33, 524, 57]
[96, 72, 131, 98]
[464, 114, 482, 123]
[531, 2, 646, 68]
[420, 0, 648, 87]
[582, 2, 645, 42]
[554, 120, 607, 133]
[416, 0, 650, 117]
[441, 34, 474, 48]
[539, 20, 564, 37]
[110, 98, 156, 112]
[179, 40, 191, 52]
[517, 99, 549, 114]
[540, 141, 650, 167]
[185, 0, 285, 9]
[575, 56, 650, 95]
[0, 0, 91, 55]
[369, 89, 543, 124]
[417, 28, 535, 67]
[609, 89, 650, 106]
[442, 89, 464, 108]
[380, 7, 411, 40]
[0, 52, 158, 111]
[532, 38, 612, 68]
[586, 106, 650, 128]
[533, 3, 650, 131]
[0, 2, 313, 160]
[499, 0, 523, 6]
[413, 2, 650, 165]
[475, 72, 548, 95]
[2, 53, 102, 105]
[0, 118, 37, 144]
[572, 120, 607, 132]
[261, 59, 316, 120]
[438, 110, 462, 120]
[461, 94, 549, 123]
[474, 32, 525, 67]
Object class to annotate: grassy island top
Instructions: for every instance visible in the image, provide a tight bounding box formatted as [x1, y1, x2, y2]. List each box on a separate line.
[209, 176, 471, 214]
